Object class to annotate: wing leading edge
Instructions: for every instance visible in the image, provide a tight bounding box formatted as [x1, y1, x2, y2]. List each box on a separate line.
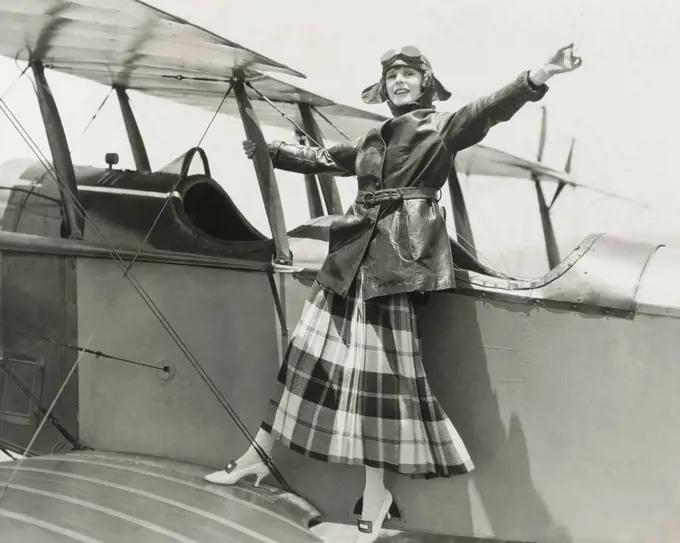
[0, 0, 305, 81]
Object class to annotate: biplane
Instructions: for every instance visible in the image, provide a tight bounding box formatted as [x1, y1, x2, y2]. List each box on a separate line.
[0, 1, 678, 542]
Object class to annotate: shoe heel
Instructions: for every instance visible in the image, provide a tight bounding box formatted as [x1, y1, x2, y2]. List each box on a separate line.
[354, 490, 393, 541]
[253, 472, 267, 488]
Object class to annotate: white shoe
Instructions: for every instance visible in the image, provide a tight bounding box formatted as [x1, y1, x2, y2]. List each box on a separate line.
[204, 458, 269, 487]
[353, 489, 393, 542]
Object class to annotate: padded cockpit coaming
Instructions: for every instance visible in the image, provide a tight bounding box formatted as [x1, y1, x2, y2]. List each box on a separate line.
[182, 181, 266, 242]
[75, 169, 269, 246]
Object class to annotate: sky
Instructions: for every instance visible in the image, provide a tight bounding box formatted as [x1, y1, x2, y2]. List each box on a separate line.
[0, 0, 679, 277]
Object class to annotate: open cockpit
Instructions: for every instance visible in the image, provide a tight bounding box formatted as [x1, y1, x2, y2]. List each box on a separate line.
[1, 150, 667, 321]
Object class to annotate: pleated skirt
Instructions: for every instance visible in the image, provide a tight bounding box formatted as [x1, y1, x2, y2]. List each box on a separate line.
[261, 271, 473, 478]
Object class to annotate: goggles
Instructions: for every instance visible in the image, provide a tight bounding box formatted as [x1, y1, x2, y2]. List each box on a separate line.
[380, 46, 424, 66]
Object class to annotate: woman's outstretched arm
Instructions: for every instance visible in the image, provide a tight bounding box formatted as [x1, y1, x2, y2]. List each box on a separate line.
[243, 139, 360, 177]
[435, 43, 582, 152]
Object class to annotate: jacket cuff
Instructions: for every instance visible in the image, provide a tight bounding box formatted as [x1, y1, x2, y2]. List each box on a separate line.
[268, 141, 285, 163]
[522, 70, 549, 101]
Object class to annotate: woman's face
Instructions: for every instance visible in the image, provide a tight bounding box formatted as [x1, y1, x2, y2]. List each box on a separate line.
[384, 65, 424, 106]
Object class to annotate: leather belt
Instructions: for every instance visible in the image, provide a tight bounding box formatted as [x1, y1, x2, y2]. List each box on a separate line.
[355, 187, 440, 207]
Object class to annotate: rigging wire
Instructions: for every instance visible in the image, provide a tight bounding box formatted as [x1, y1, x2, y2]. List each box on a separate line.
[0, 345, 80, 501]
[0, 99, 65, 229]
[76, 86, 114, 139]
[0, 64, 29, 101]
[2, 324, 170, 373]
[0, 83, 292, 495]
[0, 323, 166, 447]
[0, 63, 56, 225]
[456, 173, 512, 273]
[0, 186, 60, 204]
[0, 357, 80, 449]
[122, 84, 233, 268]
[0, 447, 18, 460]
[312, 106, 351, 141]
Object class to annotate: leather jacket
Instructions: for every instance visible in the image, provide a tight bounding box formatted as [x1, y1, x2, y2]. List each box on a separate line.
[269, 71, 548, 300]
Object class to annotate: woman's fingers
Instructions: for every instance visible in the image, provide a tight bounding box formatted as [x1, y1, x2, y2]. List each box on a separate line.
[242, 140, 256, 158]
[546, 42, 583, 73]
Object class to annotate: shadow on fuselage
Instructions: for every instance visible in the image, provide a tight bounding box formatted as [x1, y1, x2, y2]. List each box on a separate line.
[408, 293, 573, 542]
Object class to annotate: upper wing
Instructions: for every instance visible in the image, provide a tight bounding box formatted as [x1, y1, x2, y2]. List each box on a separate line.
[0, 0, 388, 140]
[0, 0, 305, 81]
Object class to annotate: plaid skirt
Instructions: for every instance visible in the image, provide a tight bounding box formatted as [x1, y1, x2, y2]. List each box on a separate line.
[261, 272, 474, 478]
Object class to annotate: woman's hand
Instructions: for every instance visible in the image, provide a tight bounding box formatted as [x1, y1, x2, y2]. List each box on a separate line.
[544, 43, 583, 75]
[530, 43, 583, 85]
[242, 140, 257, 159]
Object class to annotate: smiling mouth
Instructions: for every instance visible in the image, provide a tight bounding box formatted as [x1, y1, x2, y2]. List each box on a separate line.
[394, 89, 409, 95]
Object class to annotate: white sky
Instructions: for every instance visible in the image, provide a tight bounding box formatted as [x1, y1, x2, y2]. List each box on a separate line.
[0, 0, 679, 276]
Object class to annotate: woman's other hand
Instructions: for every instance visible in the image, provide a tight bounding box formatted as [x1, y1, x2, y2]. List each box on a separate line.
[530, 43, 583, 85]
[544, 43, 583, 75]
[243, 140, 257, 159]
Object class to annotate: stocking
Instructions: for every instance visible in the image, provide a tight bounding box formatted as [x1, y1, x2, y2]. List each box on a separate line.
[237, 428, 275, 465]
[361, 466, 386, 522]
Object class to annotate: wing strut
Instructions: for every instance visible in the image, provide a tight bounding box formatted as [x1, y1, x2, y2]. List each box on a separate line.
[232, 79, 292, 264]
[115, 87, 151, 172]
[533, 106, 561, 269]
[548, 139, 574, 209]
[32, 62, 83, 239]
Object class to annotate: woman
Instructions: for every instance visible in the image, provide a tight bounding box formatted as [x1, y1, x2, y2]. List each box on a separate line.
[206, 43, 582, 541]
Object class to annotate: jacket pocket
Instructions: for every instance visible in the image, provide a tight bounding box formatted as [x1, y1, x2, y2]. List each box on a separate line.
[404, 200, 439, 261]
